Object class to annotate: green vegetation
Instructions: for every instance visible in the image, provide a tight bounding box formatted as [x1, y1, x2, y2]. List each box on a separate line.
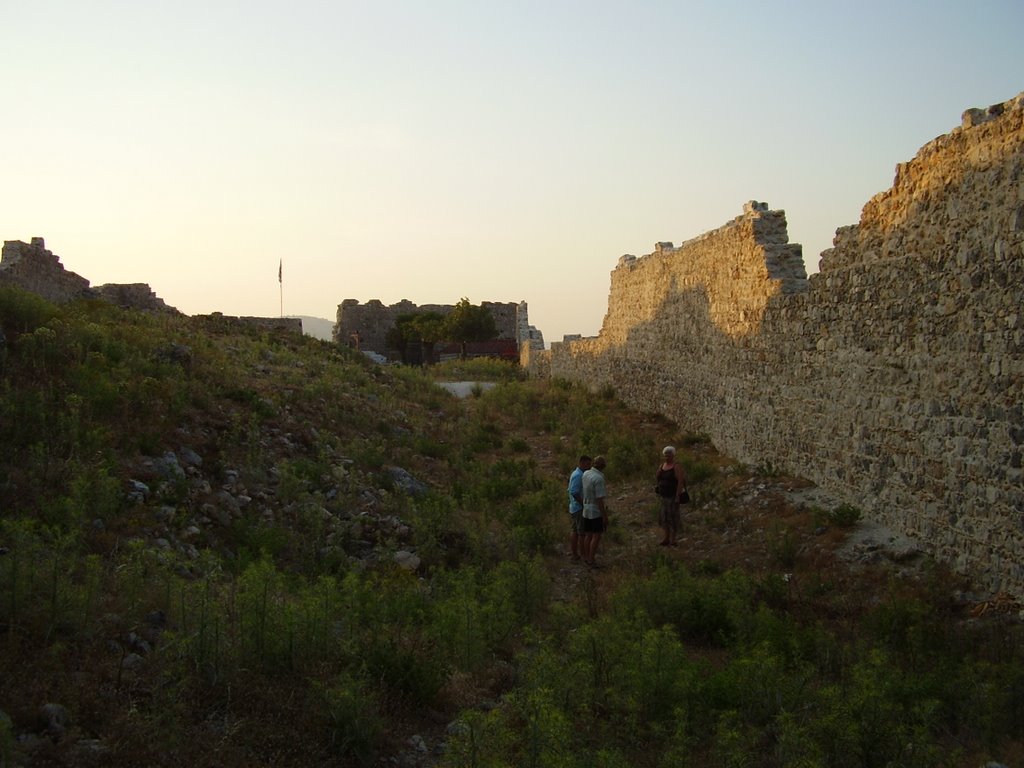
[384, 298, 499, 363]
[0, 286, 1021, 767]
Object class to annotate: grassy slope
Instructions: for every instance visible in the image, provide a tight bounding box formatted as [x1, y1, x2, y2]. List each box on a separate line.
[1, 288, 1022, 768]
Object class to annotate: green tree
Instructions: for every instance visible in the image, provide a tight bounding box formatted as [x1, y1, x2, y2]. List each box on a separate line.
[386, 312, 447, 365]
[385, 313, 419, 364]
[410, 312, 446, 365]
[444, 298, 498, 360]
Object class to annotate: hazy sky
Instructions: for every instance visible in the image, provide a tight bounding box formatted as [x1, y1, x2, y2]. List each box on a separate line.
[4, 1, 1022, 344]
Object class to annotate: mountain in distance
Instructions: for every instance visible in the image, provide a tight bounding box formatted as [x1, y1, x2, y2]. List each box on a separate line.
[288, 315, 334, 341]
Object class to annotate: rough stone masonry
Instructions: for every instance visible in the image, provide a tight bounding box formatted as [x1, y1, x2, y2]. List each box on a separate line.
[523, 92, 1024, 599]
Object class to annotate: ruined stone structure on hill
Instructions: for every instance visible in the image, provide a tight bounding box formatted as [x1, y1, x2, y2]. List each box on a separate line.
[0, 239, 303, 334]
[334, 298, 543, 355]
[0, 238, 179, 314]
[1, 238, 93, 304]
[194, 313, 303, 335]
[523, 92, 1024, 599]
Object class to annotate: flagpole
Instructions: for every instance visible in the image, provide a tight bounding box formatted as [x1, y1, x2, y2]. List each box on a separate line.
[278, 259, 283, 318]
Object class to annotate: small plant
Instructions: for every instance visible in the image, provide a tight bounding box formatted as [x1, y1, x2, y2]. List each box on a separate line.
[507, 437, 530, 453]
[829, 503, 862, 527]
[681, 457, 715, 485]
[768, 524, 800, 569]
[317, 675, 383, 766]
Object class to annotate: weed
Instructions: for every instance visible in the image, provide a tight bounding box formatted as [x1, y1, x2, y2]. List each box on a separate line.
[829, 503, 862, 527]
[768, 524, 800, 569]
[680, 456, 715, 485]
[316, 675, 382, 766]
[507, 437, 530, 453]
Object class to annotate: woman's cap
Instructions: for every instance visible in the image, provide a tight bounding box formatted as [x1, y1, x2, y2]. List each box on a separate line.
[662, 446, 675, 455]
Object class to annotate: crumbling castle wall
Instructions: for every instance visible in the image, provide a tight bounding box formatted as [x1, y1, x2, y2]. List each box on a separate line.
[0, 238, 179, 314]
[195, 314, 303, 335]
[92, 283, 180, 315]
[334, 298, 542, 353]
[0, 240, 304, 337]
[0, 238, 92, 303]
[524, 93, 1024, 597]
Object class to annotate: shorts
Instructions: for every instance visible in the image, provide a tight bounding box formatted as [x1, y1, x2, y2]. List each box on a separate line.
[570, 511, 583, 535]
[582, 516, 605, 534]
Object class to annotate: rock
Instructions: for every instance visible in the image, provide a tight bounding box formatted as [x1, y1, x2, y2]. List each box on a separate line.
[121, 653, 144, 670]
[394, 551, 421, 571]
[178, 446, 203, 467]
[154, 342, 193, 369]
[210, 506, 233, 528]
[126, 480, 150, 504]
[446, 720, 470, 737]
[154, 451, 185, 481]
[386, 466, 429, 497]
[155, 506, 176, 523]
[38, 702, 70, 741]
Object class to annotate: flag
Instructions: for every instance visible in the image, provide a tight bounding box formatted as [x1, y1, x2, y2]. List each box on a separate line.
[278, 259, 282, 284]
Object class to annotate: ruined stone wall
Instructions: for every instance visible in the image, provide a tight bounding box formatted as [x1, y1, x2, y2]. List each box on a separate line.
[0, 238, 92, 303]
[334, 298, 539, 353]
[93, 283, 181, 315]
[0, 238, 181, 314]
[196, 314, 303, 335]
[525, 93, 1024, 597]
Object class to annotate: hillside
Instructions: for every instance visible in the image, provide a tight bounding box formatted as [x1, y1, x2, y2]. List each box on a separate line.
[289, 315, 335, 342]
[0, 287, 1022, 768]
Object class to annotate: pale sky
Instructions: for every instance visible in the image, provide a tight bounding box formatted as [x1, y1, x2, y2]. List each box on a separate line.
[3, 1, 1022, 344]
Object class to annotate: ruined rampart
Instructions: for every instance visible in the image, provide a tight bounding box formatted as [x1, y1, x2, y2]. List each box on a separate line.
[0, 240, 304, 336]
[0, 238, 92, 303]
[524, 93, 1024, 597]
[334, 298, 543, 354]
[0, 238, 179, 314]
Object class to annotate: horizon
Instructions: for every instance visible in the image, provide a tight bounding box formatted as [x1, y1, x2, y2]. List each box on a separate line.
[3, 1, 1023, 345]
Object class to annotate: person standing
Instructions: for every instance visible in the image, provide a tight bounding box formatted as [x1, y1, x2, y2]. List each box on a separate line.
[581, 455, 608, 568]
[655, 446, 687, 546]
[567, 454, 592, 561]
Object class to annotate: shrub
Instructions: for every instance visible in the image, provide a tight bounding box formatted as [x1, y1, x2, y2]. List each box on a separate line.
[0, 287, 58, 335]
[316, 675, 382, 766]
[680, 457, 715, 485]
[829, 503, 862, 527]
[768, 524, 800, 569]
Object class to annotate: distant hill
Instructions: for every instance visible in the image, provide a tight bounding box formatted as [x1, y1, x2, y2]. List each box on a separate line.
[288, 315, 334, 341]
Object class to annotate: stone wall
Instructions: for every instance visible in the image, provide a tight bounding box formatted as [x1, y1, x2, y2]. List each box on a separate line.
[334, 298, 543, 353]
[0, 238, 179, 314]
[195, 314, 303, 335]
[0, 238, 92, 303]
[524, 92, 1024, 598]
[93, 283, 180, 315]
[0, 240, 303, 338]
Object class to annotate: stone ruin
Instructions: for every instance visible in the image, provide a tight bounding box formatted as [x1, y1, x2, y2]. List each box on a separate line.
[523, 91, 1024, 599]
[0, 238, 301, 334]
[334, 298, 544, 355]
[0, 238, 179, 314]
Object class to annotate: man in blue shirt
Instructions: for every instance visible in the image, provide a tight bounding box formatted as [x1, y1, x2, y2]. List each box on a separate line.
[567, 455, 592, 561]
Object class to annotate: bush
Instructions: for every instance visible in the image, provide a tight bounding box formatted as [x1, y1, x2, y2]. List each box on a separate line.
[829, 503, 862, 527]
[316, 676, 382, 766]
